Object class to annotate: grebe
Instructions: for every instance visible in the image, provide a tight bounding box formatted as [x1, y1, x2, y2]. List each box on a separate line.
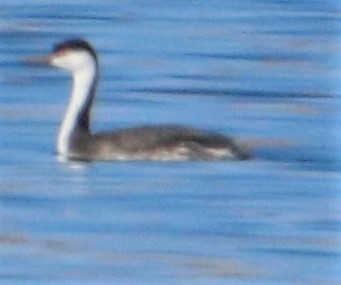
[29, 39, 250, 161]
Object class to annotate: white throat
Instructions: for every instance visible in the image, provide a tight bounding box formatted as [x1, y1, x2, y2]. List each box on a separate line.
[57, 62, 97, 157]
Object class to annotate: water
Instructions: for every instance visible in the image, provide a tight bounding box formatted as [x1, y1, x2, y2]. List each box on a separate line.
[0, 0, 340, 284]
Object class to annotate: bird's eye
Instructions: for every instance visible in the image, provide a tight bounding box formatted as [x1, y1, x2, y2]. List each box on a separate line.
[55, 49, 69, 57]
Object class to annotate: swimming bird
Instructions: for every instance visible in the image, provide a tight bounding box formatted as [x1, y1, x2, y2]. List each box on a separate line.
[28, 39, 250, 161]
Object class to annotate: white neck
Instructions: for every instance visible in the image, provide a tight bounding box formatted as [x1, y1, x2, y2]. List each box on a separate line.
[57, 64, 97, 157]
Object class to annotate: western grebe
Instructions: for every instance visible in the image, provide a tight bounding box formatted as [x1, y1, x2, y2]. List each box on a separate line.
[28, 39, 250, 161]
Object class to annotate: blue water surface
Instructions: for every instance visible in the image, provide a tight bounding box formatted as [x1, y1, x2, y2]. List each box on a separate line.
[0, 0, 340, 284]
